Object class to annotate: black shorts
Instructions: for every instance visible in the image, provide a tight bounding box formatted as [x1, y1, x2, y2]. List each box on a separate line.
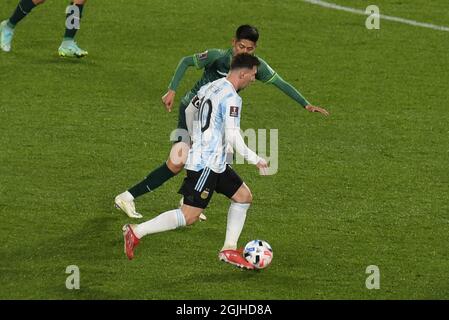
[178, 165, 244, 209]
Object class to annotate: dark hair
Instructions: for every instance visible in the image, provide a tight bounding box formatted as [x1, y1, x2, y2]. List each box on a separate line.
[230, 53, 260, 71]
[235, 25, 259, 43]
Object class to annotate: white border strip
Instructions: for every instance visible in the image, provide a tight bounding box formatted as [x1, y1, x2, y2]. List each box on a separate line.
[303, 0, 449, 32]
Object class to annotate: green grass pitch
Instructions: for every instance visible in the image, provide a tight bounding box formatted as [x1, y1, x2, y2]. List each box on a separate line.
[0, 0, 448, 299]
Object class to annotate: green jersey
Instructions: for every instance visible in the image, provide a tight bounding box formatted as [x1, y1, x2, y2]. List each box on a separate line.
[180, 48, 277, 105]
[168, 48, 310, 108]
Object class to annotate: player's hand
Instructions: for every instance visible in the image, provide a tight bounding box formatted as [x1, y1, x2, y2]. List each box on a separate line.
[256, 158, 269, 176]
[162, 90, 176, 112]
[305, 105, 329, 116]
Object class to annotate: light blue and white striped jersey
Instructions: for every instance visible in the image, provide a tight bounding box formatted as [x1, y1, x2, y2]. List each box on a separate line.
[185, 78, 241, 173]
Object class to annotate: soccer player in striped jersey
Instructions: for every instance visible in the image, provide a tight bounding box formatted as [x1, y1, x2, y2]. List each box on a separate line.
[115, 25, 329, 219]
[0, 0, 88, 57]
[123, 54, 267, 269]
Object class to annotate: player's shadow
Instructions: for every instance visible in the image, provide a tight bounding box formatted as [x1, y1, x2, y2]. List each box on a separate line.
[45, 283, 126, 300]
[14, 50, 100, 68]
[34, 55, 98, 66]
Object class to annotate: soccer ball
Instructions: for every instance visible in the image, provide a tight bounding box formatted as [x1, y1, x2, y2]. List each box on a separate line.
[243, 240, 273, 269]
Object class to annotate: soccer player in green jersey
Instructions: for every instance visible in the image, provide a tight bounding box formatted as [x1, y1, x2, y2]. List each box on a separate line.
[0, 0, 88, 57]
[115, 25, 329, 219]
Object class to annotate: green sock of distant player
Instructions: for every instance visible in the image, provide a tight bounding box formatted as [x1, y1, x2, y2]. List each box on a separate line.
[7, 0, 37, 28]
[58, 1, 88, 58]
[0, 0, 39, 52]
[63, 2, 84, 41]
[128, 163, 176, 198]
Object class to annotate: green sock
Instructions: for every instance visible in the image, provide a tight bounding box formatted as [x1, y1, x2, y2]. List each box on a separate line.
[64, 3, 84, 40]
[8, 0, 37, 27]
[128, 163, 176, 198]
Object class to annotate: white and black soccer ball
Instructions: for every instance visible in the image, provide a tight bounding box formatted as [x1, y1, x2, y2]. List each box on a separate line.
[243, 240, 273, 269]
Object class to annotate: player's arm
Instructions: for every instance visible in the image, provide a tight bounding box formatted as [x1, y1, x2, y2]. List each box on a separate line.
[223, 99, 268, 174]
[162, 56, 195, 112]
[162, 49, 223, 112]
[257, 58, 329, 116]
[271, 75, 329, 115]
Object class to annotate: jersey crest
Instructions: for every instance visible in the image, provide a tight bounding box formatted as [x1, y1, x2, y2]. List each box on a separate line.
[197, 51, 208, 60]
[229, 106, 239, 117]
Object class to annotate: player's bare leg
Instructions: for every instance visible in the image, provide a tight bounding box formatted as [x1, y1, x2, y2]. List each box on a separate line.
[166, 141, 190, 174]
[167, 142, 207, 221]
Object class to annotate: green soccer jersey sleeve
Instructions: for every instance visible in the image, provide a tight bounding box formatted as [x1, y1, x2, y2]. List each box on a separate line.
[271, 75, 311, 107]
[168, 56, 196, 92]
[256, 57, 278, 83]
[168, 49, 227, 92]
[256, 57, 311, 107]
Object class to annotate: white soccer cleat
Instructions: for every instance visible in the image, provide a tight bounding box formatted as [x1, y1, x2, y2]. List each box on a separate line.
[179, 196, 207, 221]
[0, 20, 14, 52]
[115, 193, 143, 219]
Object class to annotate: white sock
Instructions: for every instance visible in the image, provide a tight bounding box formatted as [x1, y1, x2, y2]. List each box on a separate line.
[119, 191, 134, 201]
[134, 208, 186, 239]
[222, 202, 250, 251]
